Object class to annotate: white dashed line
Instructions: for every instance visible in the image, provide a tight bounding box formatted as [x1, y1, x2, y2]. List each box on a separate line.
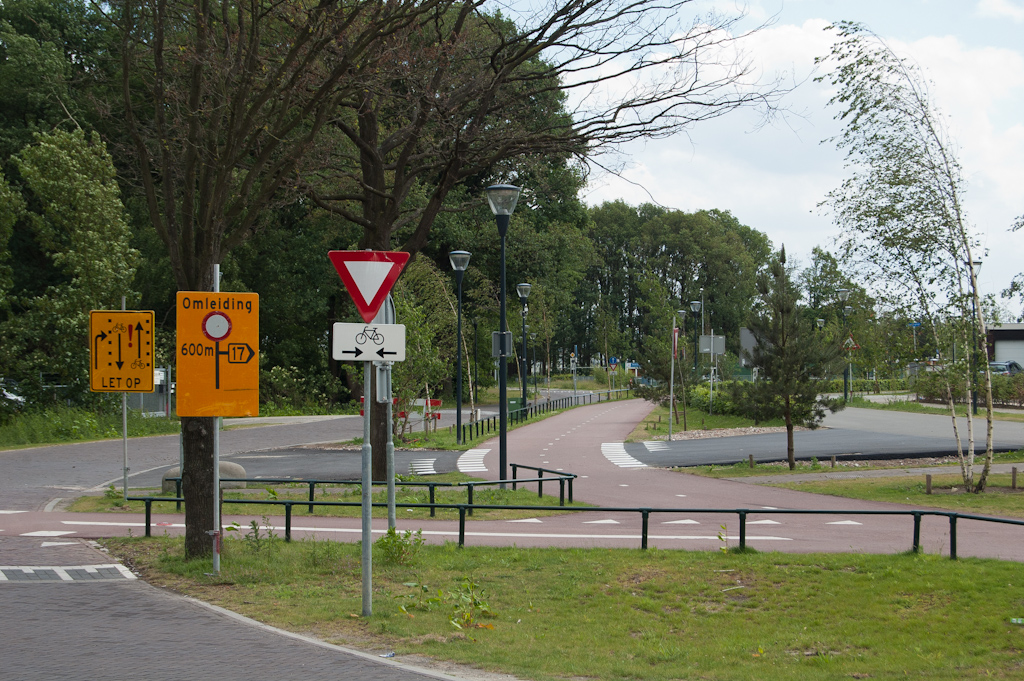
[409, 459, 438, 475]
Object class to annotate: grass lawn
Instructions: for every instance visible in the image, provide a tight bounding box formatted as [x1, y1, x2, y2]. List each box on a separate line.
[848, 396, 1024, 422]
[70, 472, 588, 521]
[627, 404, 783, 442]
[108, 537, 1024, 680]
[771, 472, 1024, 519]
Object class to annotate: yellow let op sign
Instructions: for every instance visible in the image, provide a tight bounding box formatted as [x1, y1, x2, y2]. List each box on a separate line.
[90, 310, 155, 392]
[176, 292, 259, 417]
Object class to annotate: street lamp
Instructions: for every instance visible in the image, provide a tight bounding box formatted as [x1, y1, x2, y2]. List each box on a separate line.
[486, 184, 521, 487]
[517, 283, 531, 404]
[669, 309, 685, 440]
[970, 259, 983, 416]
[690, 300, 702, 374]
[837, 289, 851, 401]
[449, 250, 471, 444]
[816, 318, 825, 330]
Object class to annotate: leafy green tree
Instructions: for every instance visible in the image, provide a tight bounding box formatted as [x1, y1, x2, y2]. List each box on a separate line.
[0, 129, 138, 404]
[736, 248, 843, 469]
[817, 21, 992, 491]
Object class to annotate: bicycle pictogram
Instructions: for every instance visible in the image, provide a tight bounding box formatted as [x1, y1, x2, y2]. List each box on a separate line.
[130, 358, 148, 369]
[110, 322, 127, 333]
[355, 326, 385, 345]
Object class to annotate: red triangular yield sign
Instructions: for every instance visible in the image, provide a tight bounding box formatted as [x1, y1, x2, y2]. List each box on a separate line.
[328, 250, 410, 323]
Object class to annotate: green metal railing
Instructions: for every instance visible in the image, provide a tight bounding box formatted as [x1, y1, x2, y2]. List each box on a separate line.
[131, 494, 1023, 560]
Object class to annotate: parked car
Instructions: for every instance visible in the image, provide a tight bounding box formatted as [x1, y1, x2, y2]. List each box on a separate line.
[989, 361, 1024, 376]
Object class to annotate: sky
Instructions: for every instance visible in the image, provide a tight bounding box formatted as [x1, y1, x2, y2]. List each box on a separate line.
[578, 0, 1024, 317]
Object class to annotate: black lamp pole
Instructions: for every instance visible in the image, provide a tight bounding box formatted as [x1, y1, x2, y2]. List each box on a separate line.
[690, 300, 701, 375]
[449, 251, 471, 444]
[517, 284, 531, 403]
[486, 185, 521, 488]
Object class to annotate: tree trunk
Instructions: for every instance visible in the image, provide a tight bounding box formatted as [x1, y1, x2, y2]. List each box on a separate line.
[182, 416, 215, 558]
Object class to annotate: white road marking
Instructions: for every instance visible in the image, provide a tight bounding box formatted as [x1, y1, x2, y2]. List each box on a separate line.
[40, 542, 79, 547]
[409, 459, 437, 475]
[644, 441, 669, 452]
[662, 519, 700, 525]
[584, 519, 620, 524]
[601, 443, 646, 468]
[508, 518, 543, 523]
[20, 531, 76, 537]
[748, 519, 781, 525]
[827, 520, 863, 525]
[675, 494, 687, 497]
[0, 510, 28, 514]
[458, 449, 490, 473]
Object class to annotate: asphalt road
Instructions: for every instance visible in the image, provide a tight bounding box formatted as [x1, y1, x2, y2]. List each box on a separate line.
[622, 405, 1024, 467]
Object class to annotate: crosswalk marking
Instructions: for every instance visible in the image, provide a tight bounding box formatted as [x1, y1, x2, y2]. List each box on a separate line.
[458, 449, 490, 473]
[601, 442, 646, 468]
[643, 441, 669, 451]
[409, 459, 437, 475]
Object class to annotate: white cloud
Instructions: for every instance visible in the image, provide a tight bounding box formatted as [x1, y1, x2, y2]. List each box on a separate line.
[977, 0, 1024, 22]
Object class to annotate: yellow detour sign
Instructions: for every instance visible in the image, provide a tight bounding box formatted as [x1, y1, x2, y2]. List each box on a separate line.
[90, 310, 155, 392]
[176, 291, 259, 417]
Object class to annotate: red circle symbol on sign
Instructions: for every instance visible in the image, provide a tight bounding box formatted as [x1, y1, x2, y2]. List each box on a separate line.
[202, 311, 232, 341]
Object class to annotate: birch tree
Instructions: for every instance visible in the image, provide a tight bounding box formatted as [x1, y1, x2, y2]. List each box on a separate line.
[816, 21, 993, 491]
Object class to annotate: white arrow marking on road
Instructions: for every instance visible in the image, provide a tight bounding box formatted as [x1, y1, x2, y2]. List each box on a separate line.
[748, 519, 781, 525]
[21, 531, 76, 537]
[584, 519, 621, 524]
[827, 520, 863, 525]
[662, 519, 699, 525]
[508, 518, 543, 523]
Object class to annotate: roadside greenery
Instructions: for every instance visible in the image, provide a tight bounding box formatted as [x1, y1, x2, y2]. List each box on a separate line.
[0, 406, 178, 448]
[107, 537, 1024, 680]
[626, 404, 783, 443]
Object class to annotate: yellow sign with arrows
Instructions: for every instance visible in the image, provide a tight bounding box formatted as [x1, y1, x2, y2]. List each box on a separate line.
[89, 310, 156, 392]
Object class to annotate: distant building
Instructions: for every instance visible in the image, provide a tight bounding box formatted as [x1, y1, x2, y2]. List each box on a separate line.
[986, 324, 1024, 363]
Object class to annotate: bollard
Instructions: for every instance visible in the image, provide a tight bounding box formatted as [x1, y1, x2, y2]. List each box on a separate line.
[831, 455, 836, 468]
[285, 502, 293, 542]
[926, 474, 932, 495]
[738, 510, 747, 551]
[1014, 467, 1018, 490]
[748, 454, 754, 469]
[145, 498, 152, 537]
[458, 506, 466, 547]
[949, 514, 957, 560]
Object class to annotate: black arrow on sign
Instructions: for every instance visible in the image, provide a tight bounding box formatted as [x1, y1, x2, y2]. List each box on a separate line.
[377, 348, 397, 358]
[226, 343, 256, 364]
[135, 322, 144, 358]
[93, 331, 107, 369]
[116, 333, 123, 369]
[340, 347, 363, 358]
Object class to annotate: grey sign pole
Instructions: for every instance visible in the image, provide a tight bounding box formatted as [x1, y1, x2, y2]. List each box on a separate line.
[361, 359, 372, 616]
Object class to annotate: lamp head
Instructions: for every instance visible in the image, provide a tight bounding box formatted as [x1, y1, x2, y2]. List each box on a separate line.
[837, 288, 850, 302]
[816, 318, 825, 329]
[844, 306, 853, 315]
[449, 250, 471, 272]
[690, 300, 702, 313]
[970, 259, 982, 277]
[485, 185, 521, 216]
[517, 282, 532, 302]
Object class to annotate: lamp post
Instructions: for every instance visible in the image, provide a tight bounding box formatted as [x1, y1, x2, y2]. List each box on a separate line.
[449, 251, 471, 444]
[970, 259, 982, 416]
[530, 332, 538, 399]
[690, 300, 702, 375]
[669, 309, 685, 440]
[517, 283, 531, 403]
[838, 288, 851, 401]
[472, 318, 479, 405]
[486, 184, 521, 487]
[817, 318, 825, 331]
